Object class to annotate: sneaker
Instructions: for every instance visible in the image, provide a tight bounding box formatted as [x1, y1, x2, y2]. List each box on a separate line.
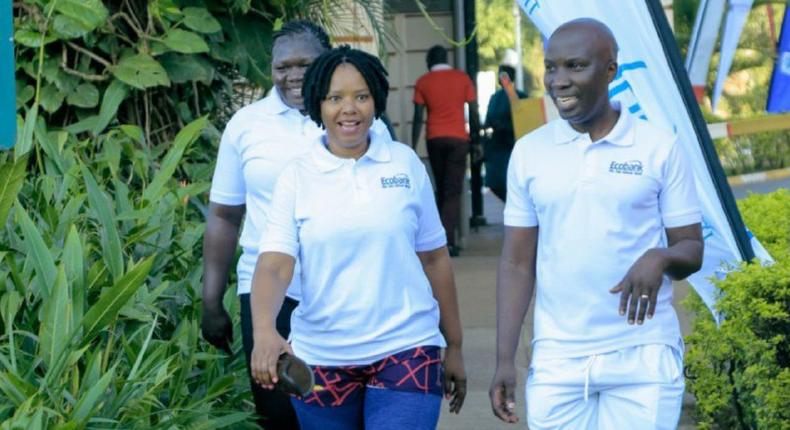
[276, 353, 315, 397]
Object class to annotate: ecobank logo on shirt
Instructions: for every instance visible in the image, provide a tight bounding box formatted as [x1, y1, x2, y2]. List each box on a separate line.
[380, 173, 411, 189]
[609, 160, 643, 175]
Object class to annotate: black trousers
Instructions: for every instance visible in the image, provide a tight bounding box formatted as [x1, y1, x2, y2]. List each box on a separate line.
[240, 293, 300, 429]
[426, 137, 470, 247]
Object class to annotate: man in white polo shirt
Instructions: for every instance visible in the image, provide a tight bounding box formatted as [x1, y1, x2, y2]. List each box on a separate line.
[489, 19, 704, 429]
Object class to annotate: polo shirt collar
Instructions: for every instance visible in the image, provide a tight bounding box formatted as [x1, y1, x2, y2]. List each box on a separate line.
[553, 102, 634, 147]
[260, 87, 294, 115]
[311, 130, 392, 173]
[430, 63, 453, 71]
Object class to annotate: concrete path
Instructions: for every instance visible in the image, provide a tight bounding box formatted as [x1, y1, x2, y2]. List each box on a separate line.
[731, 175, 790, 199]
[437, 191, 698, 429]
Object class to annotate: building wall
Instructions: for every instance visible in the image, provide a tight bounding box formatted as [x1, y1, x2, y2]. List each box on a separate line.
[327, 0, 383, 55]
[383, 11, 458, 156]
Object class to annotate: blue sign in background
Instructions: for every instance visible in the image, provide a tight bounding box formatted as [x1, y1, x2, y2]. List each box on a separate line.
[767, 7, 790, 113]
[1, 0, 15, 149]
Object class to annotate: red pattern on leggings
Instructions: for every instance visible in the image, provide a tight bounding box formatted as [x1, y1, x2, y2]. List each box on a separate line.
[302, 346, 443, 407]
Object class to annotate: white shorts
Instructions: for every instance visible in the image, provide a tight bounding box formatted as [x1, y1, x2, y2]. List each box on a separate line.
[526, 343, 685, 430]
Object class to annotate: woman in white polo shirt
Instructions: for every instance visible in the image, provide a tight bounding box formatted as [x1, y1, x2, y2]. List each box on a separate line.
[249, 46, 466, 429]
[203, 21, 392, 428]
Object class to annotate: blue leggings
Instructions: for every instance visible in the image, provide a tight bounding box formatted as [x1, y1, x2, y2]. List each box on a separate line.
[291, 388, 442, 430]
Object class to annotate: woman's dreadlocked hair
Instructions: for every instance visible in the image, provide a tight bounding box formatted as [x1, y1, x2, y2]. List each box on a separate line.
[272, 20, 331, 51]
[302, 45, 389, 128]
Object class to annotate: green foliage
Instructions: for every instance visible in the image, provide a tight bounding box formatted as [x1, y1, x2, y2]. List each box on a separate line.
[685, 190, 790, 429]
[715, 130, 790, 176]
[673, 0, 700, 59]
[0, 116, 256, 426]
[476, 0, 544, 94]
[111, 54, 172, 90]
[673, 2, 790, 175]
[7, 0, 389, 425]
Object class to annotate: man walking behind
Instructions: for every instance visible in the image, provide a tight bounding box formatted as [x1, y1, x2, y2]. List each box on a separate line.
[412, 45, 480, 257]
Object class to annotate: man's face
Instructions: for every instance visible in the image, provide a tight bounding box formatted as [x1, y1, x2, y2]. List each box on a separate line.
[543, 27, 617, 130]
[271, 35, 325, 110]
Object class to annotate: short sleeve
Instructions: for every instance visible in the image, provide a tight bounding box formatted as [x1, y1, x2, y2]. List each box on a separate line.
[659, 139, 702, 228]
[503, 142, 538, 227]
[258, 165, 300, 257]
[415, 163, 447, 251]
[209, 120, 246, 205]
[465, 75, 476, 103]
[413, 79, 425, 105]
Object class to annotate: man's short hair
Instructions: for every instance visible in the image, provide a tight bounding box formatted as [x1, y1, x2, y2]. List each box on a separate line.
[426, 45, 448, 68]
[498, 64, 516, 82]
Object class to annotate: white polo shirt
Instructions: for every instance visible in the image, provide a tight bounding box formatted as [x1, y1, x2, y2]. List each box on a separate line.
[209, 89, 391, 298]
[259, 132, 448, 366]
[504, 108, 701, 359]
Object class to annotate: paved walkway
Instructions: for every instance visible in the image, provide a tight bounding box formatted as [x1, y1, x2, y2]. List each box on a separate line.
[437, 191, 698, 429]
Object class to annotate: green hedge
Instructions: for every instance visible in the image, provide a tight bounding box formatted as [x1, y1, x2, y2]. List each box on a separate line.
[685, 189, 790, 430]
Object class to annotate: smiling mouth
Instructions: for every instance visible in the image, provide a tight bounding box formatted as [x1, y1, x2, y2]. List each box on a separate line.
[338, 120, 362, 134]
[287, 87, 302, 98]
[555, 95, 579, 110]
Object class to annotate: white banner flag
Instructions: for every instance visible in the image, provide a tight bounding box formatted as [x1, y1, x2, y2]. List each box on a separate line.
[685, 0, 727, 101]
[712, 0, 755, 111]
[517, 0, 771, 318]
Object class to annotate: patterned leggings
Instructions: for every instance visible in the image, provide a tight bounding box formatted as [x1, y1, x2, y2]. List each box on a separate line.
[291, 346, 444, 430]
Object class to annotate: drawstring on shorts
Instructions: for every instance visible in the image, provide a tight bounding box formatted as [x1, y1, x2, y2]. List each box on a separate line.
[583, 354, 599, 402]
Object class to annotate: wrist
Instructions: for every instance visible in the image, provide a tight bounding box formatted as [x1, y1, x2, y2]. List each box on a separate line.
[646, 248, 670, 272]
[446, 341, 463, 350]
[253, 321, 277, 339]
[202, 297, 225, 313]
[496, 354, 516, 368]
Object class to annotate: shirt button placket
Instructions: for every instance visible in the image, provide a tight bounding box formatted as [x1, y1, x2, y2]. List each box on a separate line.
[352, 163, 370, 202]
[579, 138, 596, 184]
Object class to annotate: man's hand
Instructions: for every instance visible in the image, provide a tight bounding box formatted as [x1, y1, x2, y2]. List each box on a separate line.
[471, 144, 484, 164]
[443, 345, 467, 414]
[250, 328, 292, 389]
[489, 363, 519, 423]
[609, 249, 666, 325]
[201, 303, 233, 354]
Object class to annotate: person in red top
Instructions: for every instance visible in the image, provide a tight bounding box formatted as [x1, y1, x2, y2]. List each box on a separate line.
[412, 45, 480, 256]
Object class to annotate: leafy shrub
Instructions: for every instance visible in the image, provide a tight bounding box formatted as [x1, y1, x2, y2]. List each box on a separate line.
[0, 120, 260, 427]
[4, 0, 386, 426]
[685, 189, 790, 430]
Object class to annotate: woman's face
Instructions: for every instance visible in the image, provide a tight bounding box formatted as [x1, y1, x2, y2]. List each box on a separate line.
[271, 34, 325, 110]
[321, 63, 375, 159]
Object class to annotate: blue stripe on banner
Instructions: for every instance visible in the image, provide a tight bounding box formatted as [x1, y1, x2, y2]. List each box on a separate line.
[614, 61, 648, 80]
[1, 1, 15, 149]
[608, 80, 632, 98]
[767, 7, 790, 113]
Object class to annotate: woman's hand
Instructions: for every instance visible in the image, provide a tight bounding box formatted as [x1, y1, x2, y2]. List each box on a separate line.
[443, 344, 467, 414]
[250, 328, 292, 389]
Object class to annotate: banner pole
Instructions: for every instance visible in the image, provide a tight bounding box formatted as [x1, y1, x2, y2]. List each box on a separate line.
[645, 0, 755, 262]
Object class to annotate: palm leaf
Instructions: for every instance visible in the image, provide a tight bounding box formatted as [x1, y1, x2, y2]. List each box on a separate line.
[39, 265, 72, 373]
[141, 116, 208, 204]
[79, 255, 155, 347]
[0, 155, 28, 225]
[15, 200, 56, 298]
[81, 164, 124, 282]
